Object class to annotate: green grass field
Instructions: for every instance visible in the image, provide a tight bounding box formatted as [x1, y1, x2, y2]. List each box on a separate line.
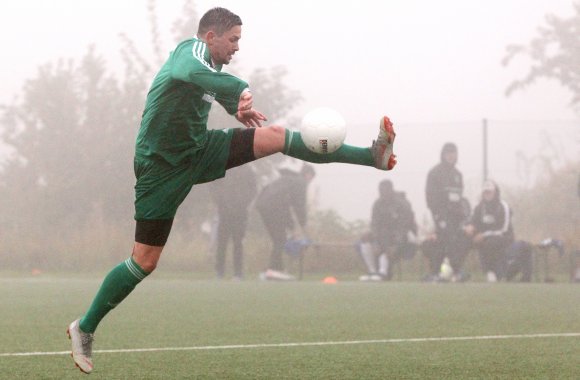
[1, 274, 579, 379]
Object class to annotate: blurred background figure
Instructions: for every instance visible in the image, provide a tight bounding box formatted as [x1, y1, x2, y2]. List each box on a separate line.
[359, 180, 418, 281]
[424, 142, 471, 282]
[504, 240, 534, 282]
[211, 164, 257, 280]
[257, 164, 315, 281]
[575, 173, 580, 282]
[465, 180, 514, 282]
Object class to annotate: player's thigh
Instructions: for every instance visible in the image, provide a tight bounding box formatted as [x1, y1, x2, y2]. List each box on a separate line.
[134, 159, 196, 220]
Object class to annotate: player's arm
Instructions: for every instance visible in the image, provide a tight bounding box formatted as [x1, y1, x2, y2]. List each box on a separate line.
[171, 46, 266, 127]
[170, 43, 247, 114]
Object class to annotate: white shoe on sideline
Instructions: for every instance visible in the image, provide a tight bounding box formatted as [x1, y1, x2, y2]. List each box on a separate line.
[259, 269, 296, 281]
[359, 273, 383, 282]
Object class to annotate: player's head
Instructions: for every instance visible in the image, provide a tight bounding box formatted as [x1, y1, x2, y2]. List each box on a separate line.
[198, 7, 243, 65]
[440, 142, 458, 166]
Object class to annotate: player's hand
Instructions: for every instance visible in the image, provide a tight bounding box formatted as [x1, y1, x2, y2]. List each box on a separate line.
[238, 90, 253, 112]
[237, 90, 267, 127]
[236, 108, 267, 128]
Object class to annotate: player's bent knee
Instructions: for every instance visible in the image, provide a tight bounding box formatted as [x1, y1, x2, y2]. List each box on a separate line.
[254, 126, 287, 158]
[132, 242, 163, 273]
[133, 218, 173, 272]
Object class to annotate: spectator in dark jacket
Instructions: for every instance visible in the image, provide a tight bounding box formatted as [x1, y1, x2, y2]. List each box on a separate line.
[465, 180, 514, 282]
[424, 142, 471, 282]
[361, 180, 417, 281]
[211, 164, 257, 280]
[256, 164, 315, 280]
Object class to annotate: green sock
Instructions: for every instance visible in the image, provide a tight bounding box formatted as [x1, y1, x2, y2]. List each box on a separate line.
[79, 257, 149, 333]
[284, 130, 374, 166]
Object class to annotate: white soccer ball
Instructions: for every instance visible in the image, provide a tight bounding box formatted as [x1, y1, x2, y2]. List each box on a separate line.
[300, 107, 346, 154]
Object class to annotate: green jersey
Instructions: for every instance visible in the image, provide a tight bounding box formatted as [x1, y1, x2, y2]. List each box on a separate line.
[135, 37, 248, 166]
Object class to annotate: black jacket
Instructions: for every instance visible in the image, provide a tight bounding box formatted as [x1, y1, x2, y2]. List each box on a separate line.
[470, 185, 514, 242]
[256, 169, 308, 229]
[425, 151, 464, 227]
[371, 191, 417, 246]
[211, 164, 257, 218]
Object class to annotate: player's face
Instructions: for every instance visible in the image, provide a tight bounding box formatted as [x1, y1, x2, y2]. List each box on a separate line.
[209, 25, 241, 65]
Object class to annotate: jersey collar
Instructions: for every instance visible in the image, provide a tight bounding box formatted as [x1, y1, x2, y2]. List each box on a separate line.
[194, 35, 223, 72]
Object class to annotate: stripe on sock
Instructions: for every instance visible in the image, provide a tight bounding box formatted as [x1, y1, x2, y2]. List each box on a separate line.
[124, 258, 146, 281]
[284, 130, 294, 155]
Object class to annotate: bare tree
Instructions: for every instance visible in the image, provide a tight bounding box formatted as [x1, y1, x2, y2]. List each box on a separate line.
[503, 2, 580, 112]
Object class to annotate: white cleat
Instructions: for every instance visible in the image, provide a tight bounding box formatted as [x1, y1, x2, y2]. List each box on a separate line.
[259, 269, 296, 281]
[371, 116, 397, 170]
[359, 273, 383, 282]
[67, 319, 94, 374]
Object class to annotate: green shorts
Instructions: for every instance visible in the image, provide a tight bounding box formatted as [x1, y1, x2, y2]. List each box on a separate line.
[134, 129, 234, 220]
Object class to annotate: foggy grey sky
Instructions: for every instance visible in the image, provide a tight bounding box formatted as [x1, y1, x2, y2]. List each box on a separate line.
[0, 0, 578, 224]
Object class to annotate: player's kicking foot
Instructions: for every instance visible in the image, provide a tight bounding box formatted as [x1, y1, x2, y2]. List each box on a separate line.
[372, 116, 397, 170]
[67, 319, 94, 374]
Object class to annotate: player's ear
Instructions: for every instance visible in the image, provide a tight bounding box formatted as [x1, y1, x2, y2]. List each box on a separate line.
[205, 30, 216, 44]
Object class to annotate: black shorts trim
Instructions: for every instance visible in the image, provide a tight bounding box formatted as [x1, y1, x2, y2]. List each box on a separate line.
[225, 128, 256, 170]
[135, 219, 174, 246]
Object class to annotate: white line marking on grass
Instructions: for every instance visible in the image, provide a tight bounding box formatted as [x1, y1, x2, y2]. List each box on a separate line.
[1, 333, 579, 358]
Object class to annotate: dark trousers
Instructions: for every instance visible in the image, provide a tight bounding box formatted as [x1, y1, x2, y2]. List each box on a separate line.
[215, 212, 247, 278]
[376, 240, 399, 280]
[426, 226, 470, 275]
[259, 211, 288, 271]
[505, 241, 533, 282]
[478, 236, 510, 279]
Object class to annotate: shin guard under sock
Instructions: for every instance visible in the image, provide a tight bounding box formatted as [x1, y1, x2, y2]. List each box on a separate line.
[284, 130, 374, 166]
[79, 257, 149, 333]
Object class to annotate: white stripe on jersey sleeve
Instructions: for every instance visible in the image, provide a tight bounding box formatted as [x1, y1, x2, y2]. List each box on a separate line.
[191, 40, 216, 72]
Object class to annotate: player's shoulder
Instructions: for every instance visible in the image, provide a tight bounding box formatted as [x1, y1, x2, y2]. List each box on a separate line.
[173, 38, 196, 52]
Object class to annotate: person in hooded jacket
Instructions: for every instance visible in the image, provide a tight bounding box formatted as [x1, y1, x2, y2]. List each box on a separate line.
[465, 180, 514, 282]
[424, 142, 471, 282]
[256, 164, 315, 280]
[359, 180, 418, 281]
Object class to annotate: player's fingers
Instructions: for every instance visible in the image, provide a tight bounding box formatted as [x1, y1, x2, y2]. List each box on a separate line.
[251, 115, 264, 128]
[250, 117, 261, 128]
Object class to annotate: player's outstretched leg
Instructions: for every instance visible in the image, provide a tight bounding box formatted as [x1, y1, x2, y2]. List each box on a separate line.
[67, 319, 94, 374]
[284, 116, 397, 170]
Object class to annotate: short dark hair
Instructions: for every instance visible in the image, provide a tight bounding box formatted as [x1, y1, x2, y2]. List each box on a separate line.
[198, 7, 242, 36]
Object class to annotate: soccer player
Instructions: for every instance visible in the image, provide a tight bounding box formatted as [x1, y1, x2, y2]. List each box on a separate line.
[67, 7, 397, 373]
